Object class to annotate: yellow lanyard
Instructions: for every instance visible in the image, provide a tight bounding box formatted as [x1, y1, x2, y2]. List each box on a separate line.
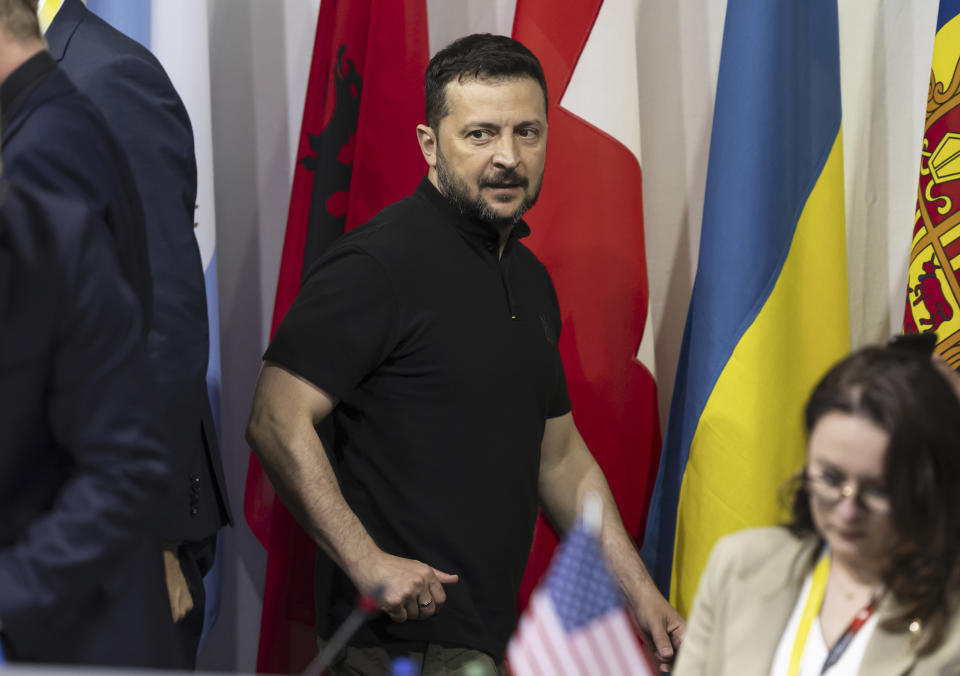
[787, 552, 831, 676]
[38, 0, 65, 34]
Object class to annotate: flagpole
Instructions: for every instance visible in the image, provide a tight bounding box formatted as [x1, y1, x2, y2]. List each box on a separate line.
[302, 590, 382, 676]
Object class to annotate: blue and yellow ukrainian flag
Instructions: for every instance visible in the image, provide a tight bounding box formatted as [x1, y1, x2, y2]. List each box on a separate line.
[641, 0, 850, 616]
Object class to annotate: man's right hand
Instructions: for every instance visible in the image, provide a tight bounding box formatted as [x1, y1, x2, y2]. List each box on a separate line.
[355, 551, 459, 622]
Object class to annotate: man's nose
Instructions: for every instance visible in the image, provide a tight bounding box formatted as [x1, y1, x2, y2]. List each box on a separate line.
[492, 135, 520, 168]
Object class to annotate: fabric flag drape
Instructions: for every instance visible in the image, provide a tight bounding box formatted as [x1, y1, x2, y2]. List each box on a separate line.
[641, 0, 850, 616]
[242, 1, 428, 671]
[902, 0, 960, 368]
[511, 0, 662, 610]
[79, 0, 226, 648]
[508, 518, 654, 676]
[83, 0, 149, 46]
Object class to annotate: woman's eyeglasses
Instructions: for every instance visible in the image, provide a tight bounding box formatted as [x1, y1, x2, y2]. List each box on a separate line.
[803, 467, 891, 514]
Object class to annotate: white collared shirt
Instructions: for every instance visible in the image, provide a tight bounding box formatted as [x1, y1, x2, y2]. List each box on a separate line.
[770, 573, 879, 676]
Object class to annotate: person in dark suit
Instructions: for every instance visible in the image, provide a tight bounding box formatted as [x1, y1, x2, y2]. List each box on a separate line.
[40, 0, 233, 662]
[0, 177, 182, 667]
[0, 0, 151, 321]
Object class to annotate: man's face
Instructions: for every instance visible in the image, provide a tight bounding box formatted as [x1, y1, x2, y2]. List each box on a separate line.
[428, 76, 547, 226]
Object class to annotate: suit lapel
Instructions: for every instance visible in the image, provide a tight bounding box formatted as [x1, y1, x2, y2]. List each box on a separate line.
[725, 534, 818, 675]
[44, 0, 86, 62]
[0, 246, 10, 324]
[859, 630, 916, 674]
[752, 537, 820, 674]
[0, 182, 12, 327]
[861, 601, 960, 675]
[745, 578, 807, 674]
[858, 597, 917, 675]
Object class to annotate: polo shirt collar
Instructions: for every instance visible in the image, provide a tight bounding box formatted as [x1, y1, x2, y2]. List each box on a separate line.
[0, 50, 56, 131]
[415, 176, 531, 254]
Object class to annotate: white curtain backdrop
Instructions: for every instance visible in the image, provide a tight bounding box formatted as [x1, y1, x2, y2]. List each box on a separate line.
[199, 0, 939, 669]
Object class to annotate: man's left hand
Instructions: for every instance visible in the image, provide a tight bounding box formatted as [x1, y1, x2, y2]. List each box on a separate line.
[628, 584, 685, 672]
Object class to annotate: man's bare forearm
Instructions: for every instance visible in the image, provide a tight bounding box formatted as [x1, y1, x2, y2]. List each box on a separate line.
[538, 434, 654, 598]
[538, 413, 684, 669]
[246, 366, 460, 621]
[246, 390, 375, 584]
[586, 465, 658, 601]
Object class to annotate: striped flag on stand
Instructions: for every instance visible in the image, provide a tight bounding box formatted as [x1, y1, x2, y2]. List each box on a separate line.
[641, 0, 849, 614]
[508, 501, 654, 676]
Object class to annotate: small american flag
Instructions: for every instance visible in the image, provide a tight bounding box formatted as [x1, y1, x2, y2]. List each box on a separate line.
[507, 524, 654, 676]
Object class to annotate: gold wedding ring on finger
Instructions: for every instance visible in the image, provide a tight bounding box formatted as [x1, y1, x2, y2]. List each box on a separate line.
[418, 599, 432, 608]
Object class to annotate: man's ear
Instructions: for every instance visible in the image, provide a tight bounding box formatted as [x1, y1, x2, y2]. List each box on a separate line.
[417, 124, 437, 169]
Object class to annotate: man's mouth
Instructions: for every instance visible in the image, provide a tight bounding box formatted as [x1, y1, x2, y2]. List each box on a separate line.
[482, 173, 528, 191]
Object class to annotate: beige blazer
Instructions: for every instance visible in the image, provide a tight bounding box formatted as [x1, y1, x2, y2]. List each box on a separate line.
[672, 527, 960, 676]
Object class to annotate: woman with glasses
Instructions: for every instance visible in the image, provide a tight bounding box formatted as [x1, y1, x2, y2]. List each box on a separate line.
[673, 347, 960, 675]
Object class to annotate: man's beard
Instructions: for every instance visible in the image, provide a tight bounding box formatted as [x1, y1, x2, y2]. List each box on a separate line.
[436, 144, 541, 227]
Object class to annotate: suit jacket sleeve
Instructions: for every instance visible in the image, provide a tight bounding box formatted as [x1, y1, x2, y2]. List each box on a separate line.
[84, 52, 206, 384]
[0, 209, 172, 654]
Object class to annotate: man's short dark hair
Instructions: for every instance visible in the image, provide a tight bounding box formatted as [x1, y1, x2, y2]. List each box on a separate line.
[425, 33, 548, 130]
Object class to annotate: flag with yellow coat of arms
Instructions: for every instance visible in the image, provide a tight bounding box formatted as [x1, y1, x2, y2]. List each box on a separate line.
[905, 0, 960, 368]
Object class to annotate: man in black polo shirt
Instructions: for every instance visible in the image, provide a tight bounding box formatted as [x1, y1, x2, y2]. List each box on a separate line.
[247, 34, 684, 674]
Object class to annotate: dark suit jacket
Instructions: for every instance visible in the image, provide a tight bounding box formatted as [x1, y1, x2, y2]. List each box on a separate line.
[0, 51, 151, 324]
[46, 0, 232, 540]
[0, 180, 183, 667]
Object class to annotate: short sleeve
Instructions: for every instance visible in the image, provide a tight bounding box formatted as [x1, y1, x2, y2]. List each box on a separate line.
[545, 270, 571, 419]
[264, 246, 399, 400]
[547, 359, 571, 418]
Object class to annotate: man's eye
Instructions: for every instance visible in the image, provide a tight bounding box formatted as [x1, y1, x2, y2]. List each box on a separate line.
[517, 128, 538, 139]
[468, 130, 490, 139]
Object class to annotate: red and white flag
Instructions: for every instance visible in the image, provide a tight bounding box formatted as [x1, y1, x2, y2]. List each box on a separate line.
[513, 0, 662, 606]
[243, 1, 428, 671]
